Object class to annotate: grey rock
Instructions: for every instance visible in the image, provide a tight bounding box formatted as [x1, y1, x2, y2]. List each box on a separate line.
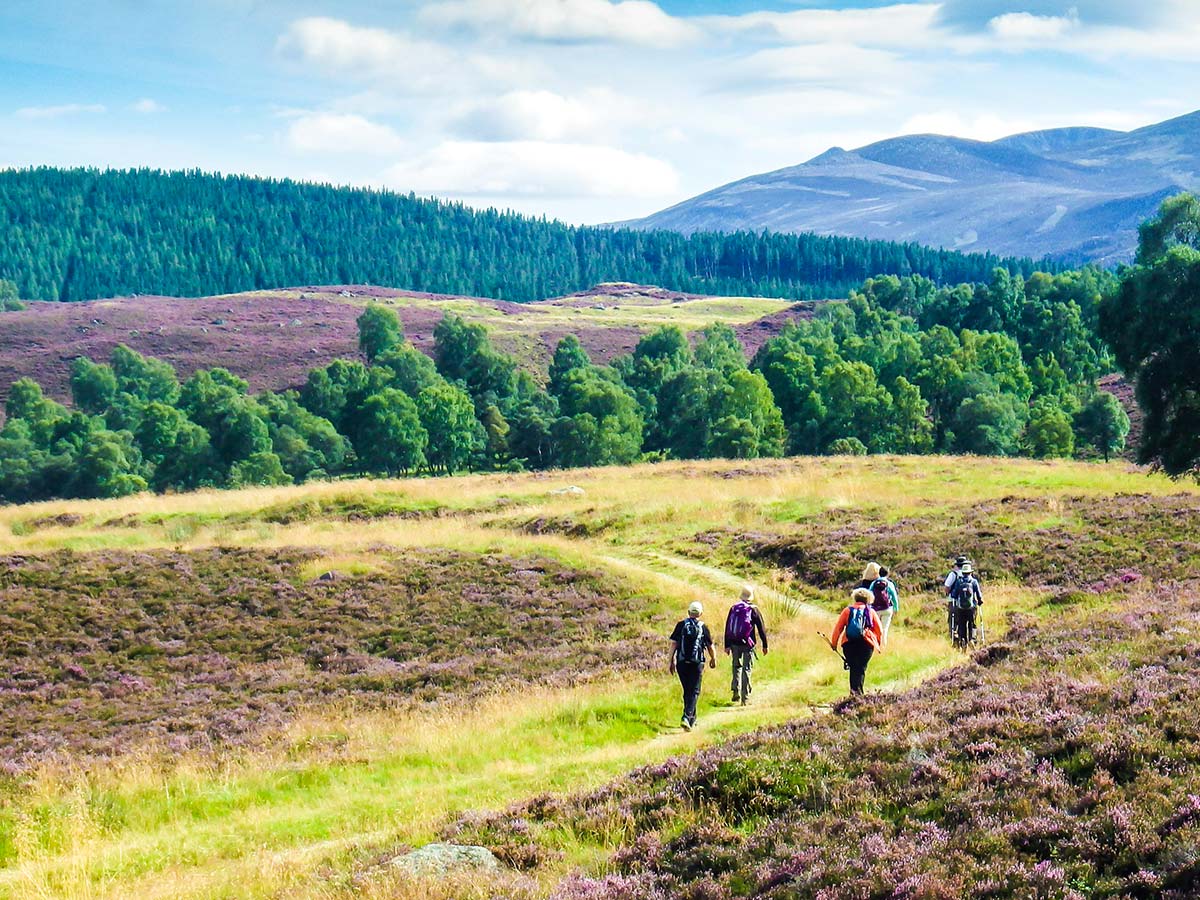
[622, 110, 1200, 266]
[389, 843, 500, 877]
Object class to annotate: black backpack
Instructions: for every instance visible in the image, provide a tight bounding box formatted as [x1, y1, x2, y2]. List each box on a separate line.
[952, 575, 977, 609]
[678, 618, 707, 664]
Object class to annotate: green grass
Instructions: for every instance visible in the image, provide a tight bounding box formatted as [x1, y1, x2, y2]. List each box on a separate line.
[0, 455, 1194, 899]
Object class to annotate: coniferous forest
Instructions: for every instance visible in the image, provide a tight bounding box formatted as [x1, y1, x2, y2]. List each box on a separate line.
[0, 167, 1051, 303]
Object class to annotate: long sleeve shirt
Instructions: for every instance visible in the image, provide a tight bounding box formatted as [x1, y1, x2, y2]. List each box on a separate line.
[830, 603, 883, 651]
[724, 605, 769, 652]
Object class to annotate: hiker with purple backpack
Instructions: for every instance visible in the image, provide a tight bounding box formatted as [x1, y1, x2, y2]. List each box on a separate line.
[724, 586, 769, 706]
[864, 563, 899, 646]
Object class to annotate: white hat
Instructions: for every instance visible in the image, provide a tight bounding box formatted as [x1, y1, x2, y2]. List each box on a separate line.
[687, 601, 703, 616]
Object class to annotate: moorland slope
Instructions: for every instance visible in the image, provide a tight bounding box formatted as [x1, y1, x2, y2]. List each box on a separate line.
[0, 284, 809, 406]
[0, 455, 1195, 899]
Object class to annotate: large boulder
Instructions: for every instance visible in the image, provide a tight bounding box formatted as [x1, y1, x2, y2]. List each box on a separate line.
[389, 842, 500, 877]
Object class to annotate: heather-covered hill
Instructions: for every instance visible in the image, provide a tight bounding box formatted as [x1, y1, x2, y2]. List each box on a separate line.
[0, 284, 812, 406]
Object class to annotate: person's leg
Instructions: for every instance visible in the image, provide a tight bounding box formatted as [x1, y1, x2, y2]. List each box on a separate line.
[730, 648, 741, 701]
[740, 646, 755, 701]
[680, 663, 702, 725]
[677, 664, 693, 727]
[689, 664, 703, 725]
[860, 644, 874, 691]
[878, 608, 894, 644]
[967, 607, 978, 644]
[843, 640, 865, 694]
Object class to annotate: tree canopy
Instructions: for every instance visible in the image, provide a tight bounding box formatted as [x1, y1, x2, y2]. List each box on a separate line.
[1099, 193, 1200, 477]
[0, 167, 1052, 304]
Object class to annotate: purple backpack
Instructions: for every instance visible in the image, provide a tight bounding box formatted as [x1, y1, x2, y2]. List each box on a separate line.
[725, 601, 756, 647]
[870, 578, 892, 612]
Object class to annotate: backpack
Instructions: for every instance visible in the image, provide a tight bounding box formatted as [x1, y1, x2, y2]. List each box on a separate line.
[678, 618, 707, 664]
[870, 578, 892, 612]
[845, 605, 872, 641]
[952, 575, 977, 609]
[725, 601, 756, 648]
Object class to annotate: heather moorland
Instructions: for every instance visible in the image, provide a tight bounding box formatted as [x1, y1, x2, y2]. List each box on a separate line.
[0, 455, 1196, 899]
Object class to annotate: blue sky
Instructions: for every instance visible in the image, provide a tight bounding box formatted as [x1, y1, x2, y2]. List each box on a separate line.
[2, 0, 1198, 223]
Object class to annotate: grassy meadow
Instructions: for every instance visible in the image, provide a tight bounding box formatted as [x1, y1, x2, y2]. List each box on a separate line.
[0, 455, 1195, 898]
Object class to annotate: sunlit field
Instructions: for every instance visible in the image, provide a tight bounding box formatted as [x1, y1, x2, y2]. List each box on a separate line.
[0, 455, 1193, 899]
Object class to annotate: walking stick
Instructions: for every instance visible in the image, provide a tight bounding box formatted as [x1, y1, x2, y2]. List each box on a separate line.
[816, 631, 849, 669]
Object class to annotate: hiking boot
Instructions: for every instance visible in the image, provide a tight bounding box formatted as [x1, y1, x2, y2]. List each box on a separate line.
[740, 697, 748, 707]
[680, 717, 692, 732]
[731, 693, 740, 703]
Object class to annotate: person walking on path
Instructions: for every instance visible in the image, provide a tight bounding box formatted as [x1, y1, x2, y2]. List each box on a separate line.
[724, 586, 769, 706]
[944, 555, 968, 639]
[829, 588, 884, 695]
[669, 601, 716, 731]
[949, 562, 984, 648]
[869, 566, 900, 646]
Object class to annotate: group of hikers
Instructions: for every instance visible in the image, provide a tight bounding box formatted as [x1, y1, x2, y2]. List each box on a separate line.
[668, 556, 984, 730]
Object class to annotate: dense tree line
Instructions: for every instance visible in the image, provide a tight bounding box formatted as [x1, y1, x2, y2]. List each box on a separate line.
[0, 265, 1129, 503]
[0, 168, 1052, 304]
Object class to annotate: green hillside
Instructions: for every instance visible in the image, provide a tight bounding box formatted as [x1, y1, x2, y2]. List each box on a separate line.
[0, 168, 1052, 304]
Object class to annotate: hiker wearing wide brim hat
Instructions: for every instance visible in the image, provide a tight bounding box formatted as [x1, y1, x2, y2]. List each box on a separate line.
[944, 555, 969, 640]
[829, 588, 884, 695]
[949, 562, 984, 649]
[723, 585, 769, 707]
[669, 601, 716, 731]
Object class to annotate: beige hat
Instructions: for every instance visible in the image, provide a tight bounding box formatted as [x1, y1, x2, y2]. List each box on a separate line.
[739, 585, 754, 602]
[687, 601, 703, 617]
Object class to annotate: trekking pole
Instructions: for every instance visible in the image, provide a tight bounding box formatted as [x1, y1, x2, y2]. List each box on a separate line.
[816, 631, 848, 668]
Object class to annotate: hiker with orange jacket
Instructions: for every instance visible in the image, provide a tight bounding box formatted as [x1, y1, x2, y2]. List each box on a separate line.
[829, 587, 884, 695]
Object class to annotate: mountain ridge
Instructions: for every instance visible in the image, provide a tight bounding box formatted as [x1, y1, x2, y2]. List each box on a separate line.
[624, 110, 1200, 264]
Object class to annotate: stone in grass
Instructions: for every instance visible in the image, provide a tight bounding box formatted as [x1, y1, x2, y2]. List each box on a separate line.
[390, 843, 501, 877]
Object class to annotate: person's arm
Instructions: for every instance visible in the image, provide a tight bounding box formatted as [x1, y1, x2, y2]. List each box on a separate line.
[975, 581, 983, 605]
[887, 581, 899, 613]
[704, 624, 716, 669]
[943, 571, 956, 595]
[753, 607, 768, 654]
[668, 640, 678, 675]
[830, 608, 849, 648]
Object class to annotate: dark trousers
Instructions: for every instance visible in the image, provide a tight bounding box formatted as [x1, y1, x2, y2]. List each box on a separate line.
[952, 605, 977, 643]
[842, 639, 874, 695]
[677, 662, 703, 723]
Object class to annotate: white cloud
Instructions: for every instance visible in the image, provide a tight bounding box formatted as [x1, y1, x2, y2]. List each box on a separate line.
[131, 98, 166, 114]
[15, 103, 106, 119]
[988, 10, 1080, 42]
[276, 16, 530, 93]
[724, 44, 918, 93]
[419, 0, 699, 48]
[707, 3, 943, 49]
[278, 17, 448, 79]
[384, 140, 680, 198]
[286, 112, 406, 155]
[451, 89, 640, 142]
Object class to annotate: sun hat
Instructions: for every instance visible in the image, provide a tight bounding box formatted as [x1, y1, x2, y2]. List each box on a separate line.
[961, 563, 974, 574]
[739, 585, 754, 602]
[955, 555, 968, 566]
[687, 601, 703, 617]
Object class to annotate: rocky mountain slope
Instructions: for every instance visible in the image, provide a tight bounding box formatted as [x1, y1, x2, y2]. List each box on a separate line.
[625, 111, 1200, 265]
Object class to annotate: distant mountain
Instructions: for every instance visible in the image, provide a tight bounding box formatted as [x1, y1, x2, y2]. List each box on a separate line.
[624, 111, 1200, 265]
